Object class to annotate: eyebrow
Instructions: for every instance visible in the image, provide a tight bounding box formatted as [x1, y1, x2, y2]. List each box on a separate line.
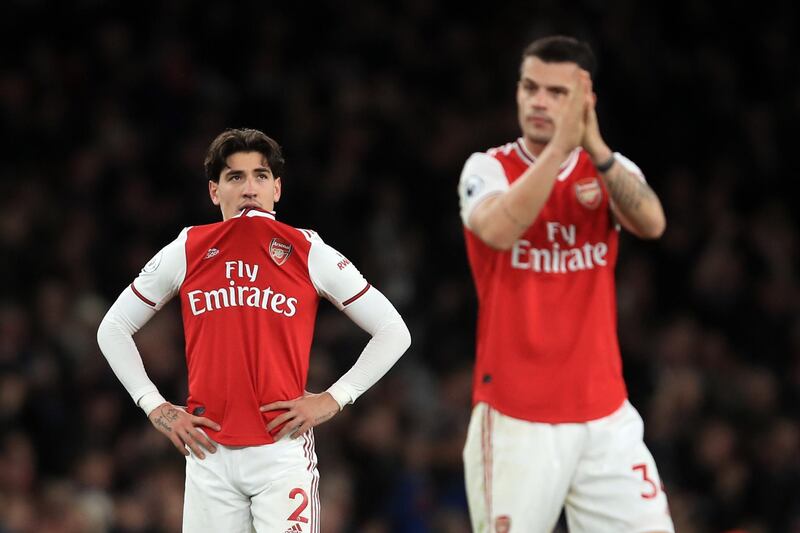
[224, 166, 272, 175]
[520, 77, 568, 92]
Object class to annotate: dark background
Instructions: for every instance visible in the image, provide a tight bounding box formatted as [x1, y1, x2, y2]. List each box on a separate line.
[1, 1, 798, 532]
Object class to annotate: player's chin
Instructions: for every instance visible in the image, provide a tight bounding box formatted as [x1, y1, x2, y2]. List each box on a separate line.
[525, 129, 552, 145]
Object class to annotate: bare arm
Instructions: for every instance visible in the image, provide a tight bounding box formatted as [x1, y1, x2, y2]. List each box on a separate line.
[601, 155, 665, 239]
[470, 145, 569, 250]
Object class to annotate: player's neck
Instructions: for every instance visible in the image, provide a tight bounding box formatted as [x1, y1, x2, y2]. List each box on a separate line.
[522, 137, 547, 158]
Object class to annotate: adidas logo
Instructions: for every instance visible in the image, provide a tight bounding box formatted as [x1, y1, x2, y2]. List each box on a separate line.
[204, 248, 219, 260]
[284, 524, 302, 533]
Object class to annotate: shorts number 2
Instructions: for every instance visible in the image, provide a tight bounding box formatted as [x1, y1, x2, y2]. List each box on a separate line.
[287, 487, 309, 523]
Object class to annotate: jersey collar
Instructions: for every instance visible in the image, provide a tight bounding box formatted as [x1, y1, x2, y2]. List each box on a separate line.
[232, 208, 276, 220]
[515, 137, 582, 181]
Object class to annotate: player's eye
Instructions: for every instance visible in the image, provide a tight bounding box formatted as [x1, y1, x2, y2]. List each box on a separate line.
[228, 174, 241, 181]
[258, 174, 269, 180]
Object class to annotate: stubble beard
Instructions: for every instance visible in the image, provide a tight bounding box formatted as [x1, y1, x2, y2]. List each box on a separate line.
[524, 127, 552, 149]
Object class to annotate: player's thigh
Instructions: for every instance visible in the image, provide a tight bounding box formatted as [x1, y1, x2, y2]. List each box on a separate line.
[250, 433, 320, 533]
[463, 403, 581, 533]
[183, 447, 252, 533]
[463, 403, 491, 531]
[566, 401, 674, 533]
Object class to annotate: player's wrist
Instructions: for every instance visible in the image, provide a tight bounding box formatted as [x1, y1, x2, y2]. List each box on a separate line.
[594, 153, 616, 173]
[139, 392, 169, 417]
[325, 384, 351, 411]
[588, 145, 613, 168]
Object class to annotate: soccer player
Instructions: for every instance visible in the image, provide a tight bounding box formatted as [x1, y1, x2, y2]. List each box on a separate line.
[97, 128, 411, 533]
[458, 36, 674, 532]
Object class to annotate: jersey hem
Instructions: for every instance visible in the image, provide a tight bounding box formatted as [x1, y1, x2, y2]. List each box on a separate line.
[210, 434, 279, 446]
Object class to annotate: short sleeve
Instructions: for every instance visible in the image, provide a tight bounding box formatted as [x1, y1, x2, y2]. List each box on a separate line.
[307, 234, 370, 311]
[458, 152, 510, 230]
[614, 152, 647, 183]
[130, 228, 189, 310]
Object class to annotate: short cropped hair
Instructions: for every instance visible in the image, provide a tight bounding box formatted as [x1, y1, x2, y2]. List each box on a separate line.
[522, 36, 596, 77]
[204, 128, 286, 182]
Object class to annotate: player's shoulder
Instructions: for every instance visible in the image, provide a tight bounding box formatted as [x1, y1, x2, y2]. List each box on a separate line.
[484, 139, 518, 158]
[579, 149, 644, 178]
[264, 219, 324, 248]
[484, 138, 532, 162]
[291, 226, 322, 244]
[460, 142, 512, 185]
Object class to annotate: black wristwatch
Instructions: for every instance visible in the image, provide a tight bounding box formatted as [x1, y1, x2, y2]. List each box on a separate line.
[595, 154, 616, 173]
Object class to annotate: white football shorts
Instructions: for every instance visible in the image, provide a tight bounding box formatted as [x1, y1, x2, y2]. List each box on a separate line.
[183, 430, 320, 533]
[463, 400, 674, 533]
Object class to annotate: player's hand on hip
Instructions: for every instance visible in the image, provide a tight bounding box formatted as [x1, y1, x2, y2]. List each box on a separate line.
[148, 402, 221, 459]
[261, 392, 340, 440]
[551, 68, 591, 155]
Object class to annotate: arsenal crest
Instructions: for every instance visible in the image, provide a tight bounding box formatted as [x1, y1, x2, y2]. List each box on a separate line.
[269, 238, 293, 266]
[575, 177, 603, 209]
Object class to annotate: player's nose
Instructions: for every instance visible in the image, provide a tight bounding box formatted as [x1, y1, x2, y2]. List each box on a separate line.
[242, 175, 258, 196]
[529, 89, 547, 108]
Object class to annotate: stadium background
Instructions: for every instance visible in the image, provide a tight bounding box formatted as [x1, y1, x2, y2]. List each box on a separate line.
[1, 1, 798, 532]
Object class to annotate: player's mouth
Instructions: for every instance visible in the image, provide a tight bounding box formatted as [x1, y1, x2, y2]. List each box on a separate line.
[239, 201, 262, 210]
[527, 116, 552, 127]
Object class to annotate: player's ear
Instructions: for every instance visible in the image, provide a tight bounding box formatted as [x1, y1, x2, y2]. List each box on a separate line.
[209, 180, 220, 205]
[272, 176, 282, 203]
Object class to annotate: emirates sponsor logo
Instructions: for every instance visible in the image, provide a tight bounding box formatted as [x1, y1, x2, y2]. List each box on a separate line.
[270, 238, 293, 266]
[185, 260, 298, 317]
[187, 285, 298, 317]
[511, 221, 609, 273]
[575, 177, 602, 209]
[512, 239, 608, 273]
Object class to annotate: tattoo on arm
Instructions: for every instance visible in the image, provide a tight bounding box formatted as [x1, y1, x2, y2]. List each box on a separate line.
[161, 406, 180, 421]
[153, 417, 172, 433]
[152, 405, 180, 433]
[315, 410, 337, 424]
[604, 164, 656, 212]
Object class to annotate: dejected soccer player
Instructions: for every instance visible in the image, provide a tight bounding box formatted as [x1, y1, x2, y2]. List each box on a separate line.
[458, 36, 674, 532]
[98, 128, 411, 533]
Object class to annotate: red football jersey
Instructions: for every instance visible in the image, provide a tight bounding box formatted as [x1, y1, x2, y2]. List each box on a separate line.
[130, 209, 369, 445]
[458, 139, 644, 423]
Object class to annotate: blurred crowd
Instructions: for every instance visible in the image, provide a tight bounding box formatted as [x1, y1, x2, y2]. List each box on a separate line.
[1, 1, 799, 532]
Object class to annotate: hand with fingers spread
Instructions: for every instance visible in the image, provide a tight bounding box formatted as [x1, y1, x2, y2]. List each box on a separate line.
[261, 392, 340, 440]
[550, 68, 592, 156]
[148, 402, 221, 459]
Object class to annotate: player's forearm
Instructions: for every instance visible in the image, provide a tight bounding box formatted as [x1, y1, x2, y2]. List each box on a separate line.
[601, 160, 666, 239]
[473, 145, 568, 250]
[97, 289, 166, 415]
[326, 317, 411, 408]
[328, 289, 411, 408]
